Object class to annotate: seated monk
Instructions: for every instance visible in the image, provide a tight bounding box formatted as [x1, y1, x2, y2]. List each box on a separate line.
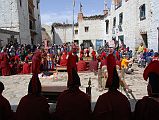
[89, 57, 98, 72]
[134, 60, 159, 120]
[0, 81, 14, 120]
[54, 68, 92, 120]
[93, 54, 131, 120]
[60, 52, 68, 66]
[16, 75, 51, 120]
[77, 58, 87, 71]
[22, 60, 31, 74]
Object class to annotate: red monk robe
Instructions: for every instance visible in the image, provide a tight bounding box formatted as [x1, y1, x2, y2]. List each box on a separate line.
[134, 96, 159, 120]
[93, 90, 131, 120]
[32, 51, 41, 74]
[16, 75, 51, 120]
[89, 59, 98, 72]
[77, 59, 87, 71]
[80, 50, 84, 59]
[86, 48, 90, 57]
[91, 50, 96, 60]
[54, 68, 92, 120]
[133, 61, 159, 120]
[22, 62, 31, 74]
[100, 58, 107, 68]
[60, 52, 67, 66]
[93, 55, 131, 120]
[67, 52, 77, 87]
[0, 82, 14, 120]
[1, 53, 10, 76]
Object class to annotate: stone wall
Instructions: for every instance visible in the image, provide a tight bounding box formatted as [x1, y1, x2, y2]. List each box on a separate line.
[0, 29, 19, 47]
[34, 0, 42, 45]
[0, 0, 19, 32]
[17, 0, 31, 45]
[54, 26, 73, 45]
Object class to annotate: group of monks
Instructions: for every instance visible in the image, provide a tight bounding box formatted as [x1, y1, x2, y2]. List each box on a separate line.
[1, 47, 159, 120]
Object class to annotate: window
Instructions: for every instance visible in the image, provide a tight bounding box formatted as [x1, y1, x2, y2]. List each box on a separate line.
[19, 0, 22, 7]
[38, 14, 40, 19]
[119, 13, 123, 25]
[37, 2, 39, 9]
[106, 20, 109, 34]
[75, 30, 78, 34]
[140, 4, 146, 21]
[113, 17, 116, 27]
[85, 27, 89, 32]
[115, 0, 122, 10]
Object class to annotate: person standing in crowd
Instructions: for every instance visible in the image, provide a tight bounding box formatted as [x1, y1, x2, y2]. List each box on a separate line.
[1, 48, 10, 76]
[137, 42, 144, 54]
[134, 60, 159, 120]
[93, 54, 132, 120]
[0, 81, 14, 120]
[32, 50, 42, 75]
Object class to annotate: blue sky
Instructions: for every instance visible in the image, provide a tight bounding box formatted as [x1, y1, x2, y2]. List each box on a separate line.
[40, 0, 111, 25]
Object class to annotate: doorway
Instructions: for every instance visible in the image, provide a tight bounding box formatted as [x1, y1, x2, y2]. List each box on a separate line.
[141, 34, 148, 48]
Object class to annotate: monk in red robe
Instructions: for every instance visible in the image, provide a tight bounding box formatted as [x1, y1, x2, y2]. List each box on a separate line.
[91, 50, 96, 60]
[22, 61, 31, 74]
[54, 68, 92, 120]
[67, 52, 77, 87]
[0, 81, 14, 120]
[1, 52, 10, 76]
[32, 50, 42, 75]
[100, 56, 107, 68]
[60, 52, 67, 66]
[77, 58, 87, 71]
[93, 54, 132, 120]
[134, 60, 159, 120]
[89, 57, 98, 72]
[86, 48, 90, 57]
[80, 50, 84, 59]
[101, 51, 106, 59]
[16, 75, 51, 120]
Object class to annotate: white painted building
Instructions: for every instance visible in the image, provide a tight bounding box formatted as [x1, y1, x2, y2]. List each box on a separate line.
[0, 0, 42, 46]
[106, 0, 159, 51]
[51, 12, 107, 50]
[48, 0, 159, 52]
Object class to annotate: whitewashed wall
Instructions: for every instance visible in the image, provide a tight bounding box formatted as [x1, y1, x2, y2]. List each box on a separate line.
[54, 26, 73, 45]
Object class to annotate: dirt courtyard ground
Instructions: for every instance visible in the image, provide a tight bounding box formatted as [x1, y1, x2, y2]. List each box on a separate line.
[0, 63, 148, 112]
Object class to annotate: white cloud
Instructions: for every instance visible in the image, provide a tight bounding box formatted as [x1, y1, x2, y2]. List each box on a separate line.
[41, 11, 77, 25]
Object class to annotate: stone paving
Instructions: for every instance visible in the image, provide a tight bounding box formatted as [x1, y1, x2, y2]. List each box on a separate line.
[0, 64, 148, 112]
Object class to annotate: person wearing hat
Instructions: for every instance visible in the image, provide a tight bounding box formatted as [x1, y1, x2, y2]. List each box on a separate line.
[16, 75, 51, 120]
[0, 50, 10, 76]
[31, 50, 42, 75]
[54, 68, 92, 120]
[22, 59, 31, 74]
[0, 81, 14, 120]
[134, 60, 159, 120]
[93, 54, 131, 120]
